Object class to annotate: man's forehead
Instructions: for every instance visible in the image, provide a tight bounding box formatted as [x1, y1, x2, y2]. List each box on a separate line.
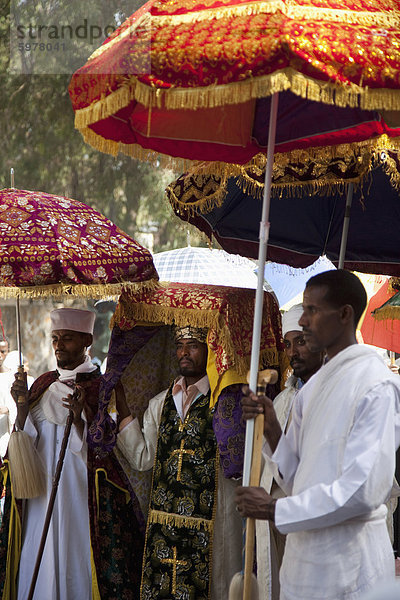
[284, 330, 303, 341]
[303, 284, 329, 304]
[51, 329, 84, 336]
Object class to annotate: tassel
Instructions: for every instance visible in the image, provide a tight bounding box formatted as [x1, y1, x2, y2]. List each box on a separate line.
[8, 430, 46, 499]
[228, 572, 259, 600]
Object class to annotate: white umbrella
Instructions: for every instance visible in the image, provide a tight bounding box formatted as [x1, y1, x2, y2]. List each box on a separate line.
[264, 255, 336, 309]
[153, 246, 275, 292]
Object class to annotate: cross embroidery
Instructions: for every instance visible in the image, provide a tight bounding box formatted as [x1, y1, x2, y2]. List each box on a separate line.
[171, 439, 195, 482]
[161, 546, 188, 594]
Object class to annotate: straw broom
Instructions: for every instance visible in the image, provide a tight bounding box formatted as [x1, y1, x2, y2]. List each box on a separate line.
[8, 367, 46, 499]
[229, 369, 278, 600]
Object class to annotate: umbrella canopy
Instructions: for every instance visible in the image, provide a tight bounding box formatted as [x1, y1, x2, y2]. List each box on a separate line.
[263, 255, 336, 308]
[167, 164, 400, 275]
[153, 246, 262, 289]
[0, 188, 159, 298]
[359, 278, 400, 353]
[368, 276, 400, 324]
[69, 0, 400, 169]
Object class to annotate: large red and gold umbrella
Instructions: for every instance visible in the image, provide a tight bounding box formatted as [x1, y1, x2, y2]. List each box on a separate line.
[69, 0, 400, 169]
[0, 188, 158, 299]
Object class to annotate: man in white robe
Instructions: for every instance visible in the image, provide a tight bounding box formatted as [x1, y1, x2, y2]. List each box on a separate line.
[116, 325, 243, 600]
[2, 308, 144, 600]
[257, 303, 324, 600]
[236, 269, 400, 600]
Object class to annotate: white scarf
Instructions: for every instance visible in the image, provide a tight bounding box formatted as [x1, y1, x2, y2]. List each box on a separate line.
[41, 355, 97, 425]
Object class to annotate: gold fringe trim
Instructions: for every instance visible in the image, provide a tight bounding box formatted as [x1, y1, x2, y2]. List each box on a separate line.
[112, 300, 223, 331]
[74, 68, 400, 133]
[153, 3, 400, 28]
[373, 306, 400, 321]
[149, 508, 213, 531]
[377, 152, 400, 191]
[78, 126, 400, 189]
[111, 294, 280, 376]
[165, 139, 400, 215]
[166, 179, 228, 216]
[0, 278, 160, 300]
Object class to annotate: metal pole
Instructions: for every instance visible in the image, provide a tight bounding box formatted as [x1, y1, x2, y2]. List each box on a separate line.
[16, 296, 23, 367]
[241, 93, 279, 600]
[242, 93, 279, 487]
[338, 183, 354, 269]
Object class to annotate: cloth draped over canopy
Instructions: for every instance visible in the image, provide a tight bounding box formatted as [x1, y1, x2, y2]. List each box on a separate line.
[88, 283, 286, 510]
[91, 283, 286, 449]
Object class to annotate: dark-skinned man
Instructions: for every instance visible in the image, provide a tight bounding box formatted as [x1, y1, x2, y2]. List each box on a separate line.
[0, 308, 144, 600]
[257, 303, 324, 600]
[116, 325, 243, 600]
[236, 270, 400, 600]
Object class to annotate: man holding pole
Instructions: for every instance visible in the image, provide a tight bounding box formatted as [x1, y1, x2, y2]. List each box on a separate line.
[236, 270, 400, 599]
[0, 308, 144, 600]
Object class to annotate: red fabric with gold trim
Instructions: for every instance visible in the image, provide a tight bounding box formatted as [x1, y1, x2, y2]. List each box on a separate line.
[69, 0, 400, 166]
[0, 188, 158, 297]
[112, 282, 285, 377]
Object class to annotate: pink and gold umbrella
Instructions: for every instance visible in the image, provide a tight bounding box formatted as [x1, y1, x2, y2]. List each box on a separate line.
[0, 188, 158, 299]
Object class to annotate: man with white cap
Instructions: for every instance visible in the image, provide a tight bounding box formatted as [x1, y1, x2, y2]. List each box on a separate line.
[256, 304, 324, 600]
[0, 308, 145, 600]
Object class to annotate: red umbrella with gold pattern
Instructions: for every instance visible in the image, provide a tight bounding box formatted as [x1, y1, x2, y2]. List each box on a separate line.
[69, 0, 400, 170]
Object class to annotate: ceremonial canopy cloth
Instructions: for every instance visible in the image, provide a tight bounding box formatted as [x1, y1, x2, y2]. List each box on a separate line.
[267, 345, 400, 600]
[88, 282, 286, 465]
[0, 368, 145, 600]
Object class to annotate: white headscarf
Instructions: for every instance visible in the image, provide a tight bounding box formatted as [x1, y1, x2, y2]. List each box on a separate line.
[282, 303, 304, 337]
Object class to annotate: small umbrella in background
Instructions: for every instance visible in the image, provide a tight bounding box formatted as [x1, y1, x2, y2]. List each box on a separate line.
[153, 246, 268, 290]
[0, 186, 159, 366]
[263, 256, 336, 308]
[359, 278, 400, 353]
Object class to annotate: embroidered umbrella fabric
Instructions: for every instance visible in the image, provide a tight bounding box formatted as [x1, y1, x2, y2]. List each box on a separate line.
[0, 188, 159, 298]
[166, 162, 400, 275]
[69, 0, 400, 169]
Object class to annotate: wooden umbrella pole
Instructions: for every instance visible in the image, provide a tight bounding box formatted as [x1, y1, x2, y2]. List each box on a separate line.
[243, 411, 265, 599]
[27, 409, 74, 600]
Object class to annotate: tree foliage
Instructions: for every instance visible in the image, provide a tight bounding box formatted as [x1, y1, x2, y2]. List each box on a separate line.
[0, 0, 204, 252]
